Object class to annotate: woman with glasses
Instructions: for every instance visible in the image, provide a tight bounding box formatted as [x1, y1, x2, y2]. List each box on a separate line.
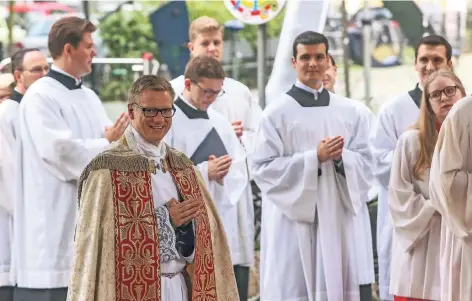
[388, 70, 465, 301]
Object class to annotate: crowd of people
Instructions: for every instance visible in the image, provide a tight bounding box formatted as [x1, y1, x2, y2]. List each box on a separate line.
[0, 13, 470, 301]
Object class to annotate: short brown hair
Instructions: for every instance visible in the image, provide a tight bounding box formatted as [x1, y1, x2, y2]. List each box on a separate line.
[189, 16, 224, 42]
[48, 16, 96, 59]
[184, 55, 226, 83]
[128, 75, 175, 104]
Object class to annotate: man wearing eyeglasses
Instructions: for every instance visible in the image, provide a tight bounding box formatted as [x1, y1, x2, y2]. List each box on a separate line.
[166, 54, 249, 291]
[170, 17, 258, 300]
[12, 17, 129, 301]
[66, 74, 240, 301]
[370, 35, 453, 301]
[0, 48, 47, 301]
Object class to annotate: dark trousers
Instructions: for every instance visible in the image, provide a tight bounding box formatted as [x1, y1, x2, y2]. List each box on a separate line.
[14, 287, 68, 301]
[360, 284, 373, 301]
[0, 286, 14, 301]
[233, 265, 249, 301]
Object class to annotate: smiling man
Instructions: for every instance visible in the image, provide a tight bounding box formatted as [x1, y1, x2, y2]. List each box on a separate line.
[12, 16, 129, 301]
[252, 31, 373, 301]
[370, 34, 452, 301]
[66, 75, 239, 301]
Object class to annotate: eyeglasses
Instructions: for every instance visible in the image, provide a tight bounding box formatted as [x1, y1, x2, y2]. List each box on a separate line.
[133, 103, 176, 118]
[428, 86, 459, 102]
[24, 66, 49, 74]
[192, 81, 225, 98]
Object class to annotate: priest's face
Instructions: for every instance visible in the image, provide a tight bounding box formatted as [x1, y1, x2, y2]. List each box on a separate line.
[184, 77, 224, 111]
[188, 31, 224, 62]
[323, 58, 337, 92]
[129, 90, 173, 144]
[415, 44, 452, 87]
[292, 43, 328, 88]
[69, 32, 97, 77]
[16, 50, 48, 90]
[428, 76, 463, 122]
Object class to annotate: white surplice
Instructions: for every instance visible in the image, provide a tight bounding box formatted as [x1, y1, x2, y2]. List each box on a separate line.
[429, 95, 472, 301]
[0, 96, 21, 287]
[370, 86, 421, 300]
[171, 76, 261, 266]
[127, 127, 193, 301]
[388, 129, 441, 300]
[12, 65, 112, 288]
[252, 81, 372, 301]
[164, 95, 249, 265]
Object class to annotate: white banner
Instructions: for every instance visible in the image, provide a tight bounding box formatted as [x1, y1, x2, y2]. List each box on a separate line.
[265, 0, 331, 106]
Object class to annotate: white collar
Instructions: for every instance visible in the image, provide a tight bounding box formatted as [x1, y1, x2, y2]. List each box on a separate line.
[51, 64, 82, 85]
[131, 126, 166, 160]
[295, 79, 324, 94]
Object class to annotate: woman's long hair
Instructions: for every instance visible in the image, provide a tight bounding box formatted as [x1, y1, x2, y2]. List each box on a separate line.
[411, 70, 466, 180]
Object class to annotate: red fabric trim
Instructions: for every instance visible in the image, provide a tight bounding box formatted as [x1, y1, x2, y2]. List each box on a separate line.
[170, 165, 218, 301]
[394, 296, 431, 301]
[112, 170, 161, 301]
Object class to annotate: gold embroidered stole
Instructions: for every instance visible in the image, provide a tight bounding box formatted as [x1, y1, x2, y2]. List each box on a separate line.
[106, 135, 218, 301]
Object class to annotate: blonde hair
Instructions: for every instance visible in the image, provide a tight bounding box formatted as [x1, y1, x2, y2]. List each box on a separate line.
[189, 16, 224, 42]
[411, 70, 466, 180]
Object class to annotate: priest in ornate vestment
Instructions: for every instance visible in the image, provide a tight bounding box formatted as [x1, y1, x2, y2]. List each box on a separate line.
[66, 75, 239, 301]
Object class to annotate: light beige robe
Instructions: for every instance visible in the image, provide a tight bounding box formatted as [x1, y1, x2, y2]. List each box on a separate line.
[429, 95, 472, 301]
[388, 129, 441, 300]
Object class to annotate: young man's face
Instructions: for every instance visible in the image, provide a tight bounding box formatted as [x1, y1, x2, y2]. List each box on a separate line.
[323, 57, 337, 92]
[184, 77, 224, 111]
[415, 44, 452, 86]
[69, 32, 97, 77]
[188, 31, 224, 62]
[291, 43, 329, 87]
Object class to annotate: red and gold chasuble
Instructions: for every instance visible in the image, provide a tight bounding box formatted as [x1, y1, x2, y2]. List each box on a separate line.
[111, 163, 217, 301]
[69, 136, 238, 301]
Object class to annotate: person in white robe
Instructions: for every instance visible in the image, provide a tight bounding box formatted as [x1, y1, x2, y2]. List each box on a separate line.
[252, 31, 372, 301]
[370, 35, 453, 301]
[12, 17, 129, 301]
[388, 70, 465, 301]
[324, 53, 375, 301]
[165, 56, 248, 283]
[0, 48, 48, 301]
[429, 97, 472, 301]
[170, 17, 258, 299]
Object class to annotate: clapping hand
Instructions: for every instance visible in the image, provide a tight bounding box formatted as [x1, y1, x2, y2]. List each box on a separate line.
[105, 112, 130, 142]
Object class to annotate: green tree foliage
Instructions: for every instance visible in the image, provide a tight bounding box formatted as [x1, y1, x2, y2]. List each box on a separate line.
[98, 0, 285, 101]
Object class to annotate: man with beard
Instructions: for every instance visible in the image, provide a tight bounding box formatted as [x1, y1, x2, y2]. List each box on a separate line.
[370, 35, 452, 301]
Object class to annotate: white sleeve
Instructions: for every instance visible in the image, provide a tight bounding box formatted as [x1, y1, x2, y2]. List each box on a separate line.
[340, 107, 374, 214]
[252, 112, 319, 223]
[389, 133, 436, 251]
[370, 106, 398, 189]
[20, 91, 110, 182]
[0, 102, 18, 214]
